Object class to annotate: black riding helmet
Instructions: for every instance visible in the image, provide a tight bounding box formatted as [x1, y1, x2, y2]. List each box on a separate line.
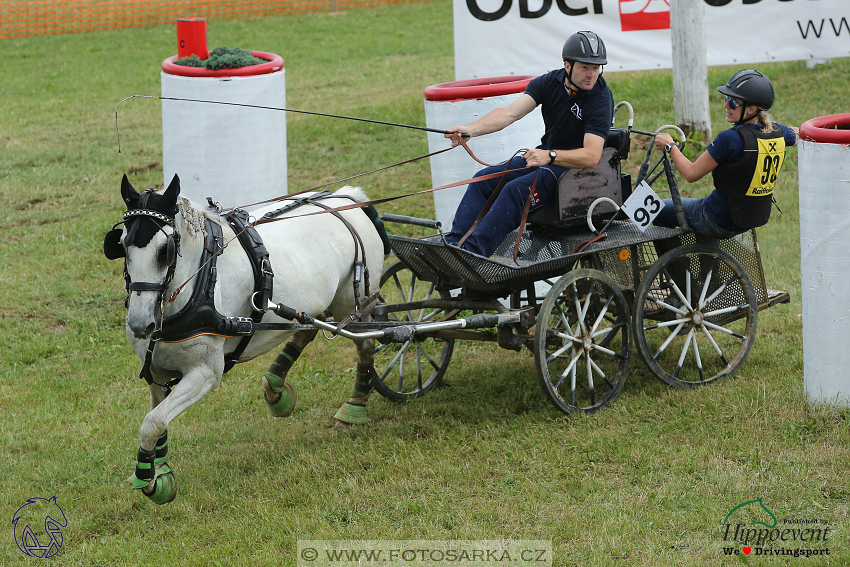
[561, 31, 607, 93]
[717, 69, 775, 112]
[562, 31, 607, 65]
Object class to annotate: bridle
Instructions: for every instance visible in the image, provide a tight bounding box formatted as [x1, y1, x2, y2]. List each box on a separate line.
[106, 192, 182, 327]
[123, 210, 180, 309]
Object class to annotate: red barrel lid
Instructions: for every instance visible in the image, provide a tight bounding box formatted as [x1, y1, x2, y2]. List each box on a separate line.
[162, 51, 284, 77]
[424, 76, 538, 102]
[799, 114, 850, 144]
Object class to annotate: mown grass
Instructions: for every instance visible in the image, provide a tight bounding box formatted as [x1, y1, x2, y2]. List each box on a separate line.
[1, 2, 849, 565]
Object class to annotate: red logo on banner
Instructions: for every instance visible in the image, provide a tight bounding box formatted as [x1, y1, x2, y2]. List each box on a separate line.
[619, 0, 670, 32]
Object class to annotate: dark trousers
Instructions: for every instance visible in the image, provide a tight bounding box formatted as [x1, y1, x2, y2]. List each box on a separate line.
[446, 157, 567, 257]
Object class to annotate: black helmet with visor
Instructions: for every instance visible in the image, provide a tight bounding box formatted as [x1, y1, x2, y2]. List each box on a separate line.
[717, 69, 775, 118]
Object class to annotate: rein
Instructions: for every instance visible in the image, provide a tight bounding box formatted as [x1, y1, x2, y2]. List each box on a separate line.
[252, 136, 534, 227]
[225, 135, 522, 212]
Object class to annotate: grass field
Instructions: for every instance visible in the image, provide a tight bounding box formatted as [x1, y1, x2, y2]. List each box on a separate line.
[1, 2, 849, 565]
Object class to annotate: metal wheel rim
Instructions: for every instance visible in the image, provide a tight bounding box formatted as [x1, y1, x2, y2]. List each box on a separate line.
[371, 261, 454, 401]
[632, 244, 758, 388]
[534, 269, 631, 414]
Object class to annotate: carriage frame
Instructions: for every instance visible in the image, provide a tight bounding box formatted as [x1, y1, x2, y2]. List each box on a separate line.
[259, 109, 790, 414]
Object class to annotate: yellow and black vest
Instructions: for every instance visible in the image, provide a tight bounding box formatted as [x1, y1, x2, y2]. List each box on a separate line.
[712, 124, 786, 228]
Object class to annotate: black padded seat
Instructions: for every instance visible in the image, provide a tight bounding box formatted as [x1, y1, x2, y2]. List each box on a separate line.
[527, 128, 631, 233]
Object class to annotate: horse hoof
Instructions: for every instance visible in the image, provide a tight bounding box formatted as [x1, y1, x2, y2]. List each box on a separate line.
[142, 464, 178, 505]
[265, 381, 297, 417]
[333, 402, 369, 425]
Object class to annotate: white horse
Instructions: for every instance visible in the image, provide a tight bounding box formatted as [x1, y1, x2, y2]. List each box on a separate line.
[104, 174, 385, 504]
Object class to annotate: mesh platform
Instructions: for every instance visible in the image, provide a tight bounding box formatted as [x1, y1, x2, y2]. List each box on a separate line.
[389, 223, 771, 309]
[389, 222, 686, 293]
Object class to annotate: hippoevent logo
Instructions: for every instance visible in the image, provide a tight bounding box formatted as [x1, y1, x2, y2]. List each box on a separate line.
[12, 496, 68, 559]
[720, 498, 831, 559]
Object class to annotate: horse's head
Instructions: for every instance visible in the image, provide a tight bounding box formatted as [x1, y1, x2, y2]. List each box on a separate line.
[104, 174, 182, 339]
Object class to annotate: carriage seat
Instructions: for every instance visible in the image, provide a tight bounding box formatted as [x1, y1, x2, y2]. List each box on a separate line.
[526, 127, 631, 232]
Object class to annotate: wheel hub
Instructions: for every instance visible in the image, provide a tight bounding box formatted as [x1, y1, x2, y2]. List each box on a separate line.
[692, 312, 704, 326]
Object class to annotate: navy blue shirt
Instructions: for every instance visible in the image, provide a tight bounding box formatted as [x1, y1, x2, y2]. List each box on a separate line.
[524, 69, 614, 151]
[707, 123, 797, 164]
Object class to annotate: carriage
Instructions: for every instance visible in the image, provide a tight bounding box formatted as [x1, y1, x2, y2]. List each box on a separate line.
[108, 102, 790, 504]
[298, 106, 791, 414]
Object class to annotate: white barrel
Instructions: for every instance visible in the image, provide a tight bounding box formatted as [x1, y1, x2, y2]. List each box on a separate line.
[798, 114, 850, 406]
[161, 52, 286, 209]
[423, 76, 543, 230]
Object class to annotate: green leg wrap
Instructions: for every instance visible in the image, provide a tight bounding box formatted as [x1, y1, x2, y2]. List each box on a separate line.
[265, 342, 303, 392]
[349, 361, 375, 398]
[154, 430, 168, 466]
[132, 447, 156, 490]
[264, 342, 302, 417]
[334, 402, 370, 425]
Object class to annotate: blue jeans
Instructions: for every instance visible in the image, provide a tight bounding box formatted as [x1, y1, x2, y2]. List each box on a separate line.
[653, 196, 743, 239]
[446, 157, 567, 256]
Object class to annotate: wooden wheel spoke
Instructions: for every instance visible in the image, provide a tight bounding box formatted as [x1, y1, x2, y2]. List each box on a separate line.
[652, 322, 687, 360]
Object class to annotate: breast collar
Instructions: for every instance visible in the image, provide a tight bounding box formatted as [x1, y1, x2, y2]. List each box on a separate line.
[140, 211, 273, 391]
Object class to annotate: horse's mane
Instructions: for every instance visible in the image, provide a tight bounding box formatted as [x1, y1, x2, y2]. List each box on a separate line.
[177, 197, 219, 237]
[335, 185, 369, 203]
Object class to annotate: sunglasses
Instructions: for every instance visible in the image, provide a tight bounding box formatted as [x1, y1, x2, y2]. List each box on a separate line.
[724, 95, 741, 110]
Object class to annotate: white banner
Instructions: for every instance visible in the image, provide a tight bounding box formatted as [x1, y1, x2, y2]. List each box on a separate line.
[454, 0, 850, 79]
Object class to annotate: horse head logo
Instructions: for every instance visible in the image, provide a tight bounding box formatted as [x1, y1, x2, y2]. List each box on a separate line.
[12, 496, 68, 558]
[722, 497, 777, 530]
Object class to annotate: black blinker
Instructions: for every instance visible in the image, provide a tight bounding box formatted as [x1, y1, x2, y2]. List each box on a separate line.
[103, 228, 126, 260]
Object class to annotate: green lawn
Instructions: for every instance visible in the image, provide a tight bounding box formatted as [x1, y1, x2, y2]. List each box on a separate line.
[1, 2, 848, 565]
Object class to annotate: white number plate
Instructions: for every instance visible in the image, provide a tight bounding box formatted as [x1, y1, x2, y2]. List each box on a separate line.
[621, 180, 665, 232]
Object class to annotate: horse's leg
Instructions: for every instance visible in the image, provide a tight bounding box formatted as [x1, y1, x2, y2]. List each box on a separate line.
[334, 313, 376, 426]
[262, 329, 318, 417]
[132, 362, 222, 505]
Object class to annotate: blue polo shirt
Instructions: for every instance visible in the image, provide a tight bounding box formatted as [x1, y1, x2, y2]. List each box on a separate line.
[707, 123, 797, 164]
[524, 69, 614, 151]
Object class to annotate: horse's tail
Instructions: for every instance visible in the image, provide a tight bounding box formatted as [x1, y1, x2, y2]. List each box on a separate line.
[334, 185, 369, 203]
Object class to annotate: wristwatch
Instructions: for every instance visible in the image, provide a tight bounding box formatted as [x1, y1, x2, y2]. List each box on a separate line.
[664, 142, 676, 154]
[549, 150, 557, 164]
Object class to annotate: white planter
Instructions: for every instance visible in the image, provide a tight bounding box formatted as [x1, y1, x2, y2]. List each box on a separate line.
[798, 114, 850, 406]
[161, 52, 286, 209]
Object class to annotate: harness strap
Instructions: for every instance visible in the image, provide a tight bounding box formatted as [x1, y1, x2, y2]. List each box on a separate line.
[258, 190, 334, 221]
[306, 201, 372, 314]
[570, 232, 608, 255]
[222, 209, 274, 373]
[511, 169, 541, 263]
[456, 157, 516, 249]
[140, 340, 155, 386]
[334, 288, 382, 333]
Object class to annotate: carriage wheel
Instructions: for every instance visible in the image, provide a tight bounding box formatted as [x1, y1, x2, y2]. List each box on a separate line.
[534, 269, 631, 414]
[632, 244, 758, 388]
[370, 261, 454, 401]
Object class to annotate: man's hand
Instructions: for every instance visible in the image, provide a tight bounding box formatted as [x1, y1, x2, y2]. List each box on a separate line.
[522, 148, 550, 167]
[445, 126, 470, 147]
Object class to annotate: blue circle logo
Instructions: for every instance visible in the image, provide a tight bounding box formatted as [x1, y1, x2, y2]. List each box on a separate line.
[12, 496, 68, 559]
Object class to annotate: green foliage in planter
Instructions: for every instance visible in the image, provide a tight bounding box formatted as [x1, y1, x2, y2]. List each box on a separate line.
[174, 46, 266, 70]
[173, 54, 205, 68]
